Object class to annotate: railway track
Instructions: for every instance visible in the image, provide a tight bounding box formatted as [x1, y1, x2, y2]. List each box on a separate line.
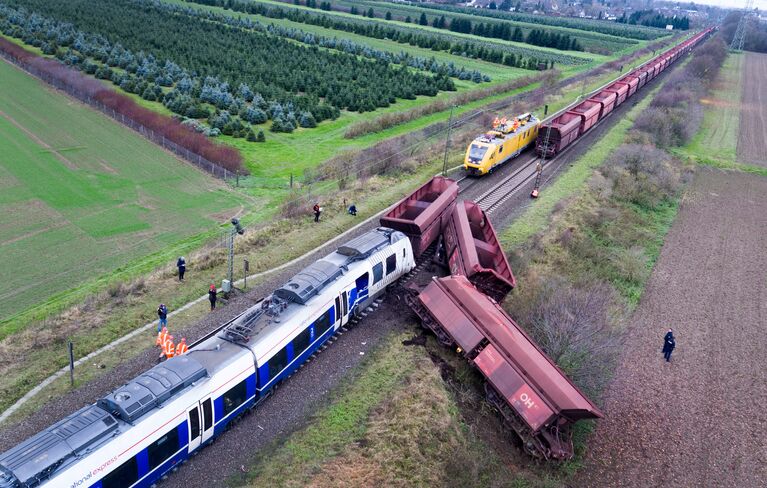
[474, 155, 541, 213]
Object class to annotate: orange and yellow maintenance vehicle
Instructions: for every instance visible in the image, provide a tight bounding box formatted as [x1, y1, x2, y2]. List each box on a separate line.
[464, 113, 540, 176]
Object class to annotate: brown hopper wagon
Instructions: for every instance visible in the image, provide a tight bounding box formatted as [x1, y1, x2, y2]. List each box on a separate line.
[406, 276, 603, 460]
[440, 200, 516, 303]
[379, 176, 458, 257]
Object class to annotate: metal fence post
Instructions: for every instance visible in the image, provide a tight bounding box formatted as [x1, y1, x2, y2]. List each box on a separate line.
[68, 341, 75, 387]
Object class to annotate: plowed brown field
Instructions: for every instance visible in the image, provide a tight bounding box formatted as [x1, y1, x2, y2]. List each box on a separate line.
[576, 169, 767, 487]
[737, 53, 767, 166]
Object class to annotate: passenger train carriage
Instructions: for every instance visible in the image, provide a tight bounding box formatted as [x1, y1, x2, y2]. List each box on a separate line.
[0, 228, 415, 488]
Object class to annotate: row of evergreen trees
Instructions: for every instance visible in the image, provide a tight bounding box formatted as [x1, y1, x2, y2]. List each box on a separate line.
[190, 0, 582, 68]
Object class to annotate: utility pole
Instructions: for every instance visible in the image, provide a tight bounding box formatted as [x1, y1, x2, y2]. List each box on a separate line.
[442, 105, 455, 177]
[730, 0, 754, 52]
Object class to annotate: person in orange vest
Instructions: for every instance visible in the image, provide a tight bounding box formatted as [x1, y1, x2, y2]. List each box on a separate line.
[163, 335, 175, 360]
[156, 326, 169, 347]
[175, 337, 188, 356]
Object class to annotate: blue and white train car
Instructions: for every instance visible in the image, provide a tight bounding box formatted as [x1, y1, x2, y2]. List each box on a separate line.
[0, 228, 415, 488]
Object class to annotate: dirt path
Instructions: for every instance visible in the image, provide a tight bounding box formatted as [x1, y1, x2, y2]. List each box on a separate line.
[737, 52, 767, 167]
[576, 168, 767, 487]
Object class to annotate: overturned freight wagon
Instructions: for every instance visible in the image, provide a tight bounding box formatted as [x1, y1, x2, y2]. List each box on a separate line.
[440, 200, 515, 302]
[407, 276, 603, 460]
[380, 176, 458, 257]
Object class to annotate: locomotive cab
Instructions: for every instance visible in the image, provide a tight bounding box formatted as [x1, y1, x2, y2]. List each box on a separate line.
[464, 113, 539, 176]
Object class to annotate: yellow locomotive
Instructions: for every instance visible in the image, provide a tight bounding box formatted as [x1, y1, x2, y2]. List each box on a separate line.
[463, 113, 540, 176]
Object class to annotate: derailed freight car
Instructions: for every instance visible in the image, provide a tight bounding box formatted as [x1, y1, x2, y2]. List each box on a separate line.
[440, 200, 516, 302]
[407, 276, 602, 460]
[379, 176, 458, 257]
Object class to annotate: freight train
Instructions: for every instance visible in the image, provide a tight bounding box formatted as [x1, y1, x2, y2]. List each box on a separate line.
[0, 228, 416, 488]
[536, 28, 714, 157]
[464, 113, 540, 175]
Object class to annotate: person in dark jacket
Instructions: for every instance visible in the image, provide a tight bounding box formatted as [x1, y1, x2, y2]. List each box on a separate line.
[313, 203, 321, 223]
[177, 256, 186, 281]
[209, 284, 217, 310]
[157, 303, 168, 332]
[662, 328, 676, 362]
[348, 204, 357, 216]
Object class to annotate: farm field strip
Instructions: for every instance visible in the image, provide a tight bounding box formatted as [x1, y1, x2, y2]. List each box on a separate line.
[227, 0, 602, 63]
[0, 58, 245, 321]
[167, 0, 522, 84]
[389, 0, 669, 41]
[738, 52, 767, 167]
[316, 0, 640, 52]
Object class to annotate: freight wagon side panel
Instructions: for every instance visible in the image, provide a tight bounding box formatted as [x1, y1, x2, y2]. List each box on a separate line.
[474, 344, 555, 431]
[588, 91, 617, 119]
[605, 82, 629, 106]
[380, 176, 458, 257]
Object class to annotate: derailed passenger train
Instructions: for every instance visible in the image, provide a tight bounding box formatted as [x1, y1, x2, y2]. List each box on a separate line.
[0, 228, 415, 488]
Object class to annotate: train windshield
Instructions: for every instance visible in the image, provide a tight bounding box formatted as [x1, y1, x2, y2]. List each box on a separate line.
[469, 144, 488, 161]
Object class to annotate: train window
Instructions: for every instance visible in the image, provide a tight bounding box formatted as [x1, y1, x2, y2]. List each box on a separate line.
[468, 145, 487, 160]
[202, 399, 212, 431]
[101, 457, 138, 488]
[293, 327, 311, 356]
[314, 309, 332, 337]
[498, 145, 503, 153]
[372, 263, 383, 284]
[188, 408, 200, 441]
[268, 348, 289, 380]
[222, 380, 247, 416]
[148, 427, 180, 471]
[386, 254, 397, 275]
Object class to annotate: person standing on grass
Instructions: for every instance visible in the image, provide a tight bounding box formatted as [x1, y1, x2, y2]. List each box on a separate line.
[209, 284, 217, 310]
[348, 204, 357, 216]
[662, 328, 676, 362]
[313, 203, 321, 223]
[157, 303, 168, 332]
[177, 256, 186, 281]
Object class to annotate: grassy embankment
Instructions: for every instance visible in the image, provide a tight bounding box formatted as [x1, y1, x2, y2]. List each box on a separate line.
[674, 53, 767, 177]
[0, 41, 671, 423]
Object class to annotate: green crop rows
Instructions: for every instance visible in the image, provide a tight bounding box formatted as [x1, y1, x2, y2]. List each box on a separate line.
[0, 59, 245, 320]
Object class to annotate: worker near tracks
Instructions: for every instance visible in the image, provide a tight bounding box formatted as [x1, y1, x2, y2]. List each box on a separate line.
[662, 328, 676, 362]
[177, 256, 186, 281]
[209, 284, 217, 311]
[163, 335, 176, 360]
[157, 303, 168, 332]
[175, 337, 188, 356]
[348, 204, 357, 216]
[313, 203, 322, 223]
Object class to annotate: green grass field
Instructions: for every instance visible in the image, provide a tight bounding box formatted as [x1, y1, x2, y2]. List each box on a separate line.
[0, 59, 246, 320]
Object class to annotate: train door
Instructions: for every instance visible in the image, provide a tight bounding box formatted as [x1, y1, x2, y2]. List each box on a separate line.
[187, 397, 214, 453]
[334, 291, 350, 327]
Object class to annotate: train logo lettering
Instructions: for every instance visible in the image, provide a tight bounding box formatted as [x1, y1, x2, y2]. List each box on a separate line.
[519, 392, 536, 410]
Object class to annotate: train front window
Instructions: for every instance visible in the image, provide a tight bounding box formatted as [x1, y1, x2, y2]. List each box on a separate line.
[469, 145, 487, 160]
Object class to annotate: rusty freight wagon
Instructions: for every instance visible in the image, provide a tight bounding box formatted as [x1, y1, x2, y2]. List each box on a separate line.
[604, 81, 629, 107]
[406, 276, 602, 460]
[620, 75, 640, 97]
[380, 176, 458, 257]
[440, 200, 515, 302]
[534, 112, 581, 157]
[588, 90, 618, 119]
[568, 100, 602, 135]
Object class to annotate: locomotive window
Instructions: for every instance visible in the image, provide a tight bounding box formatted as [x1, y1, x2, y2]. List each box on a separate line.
[293, 327, 312, 356]
[498, 145, 503, 153]
[148, 428, 180, 471]
[268, 348, 289, 381]
[314, 309, 332, 337]
[222, 380, 247, 416]
[372, 263, 383, 284]
[468, 145, 487, 160]
[202, 399, 213, 431]
[386, 254, 397, 275]
[101, 457, 138, 488]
